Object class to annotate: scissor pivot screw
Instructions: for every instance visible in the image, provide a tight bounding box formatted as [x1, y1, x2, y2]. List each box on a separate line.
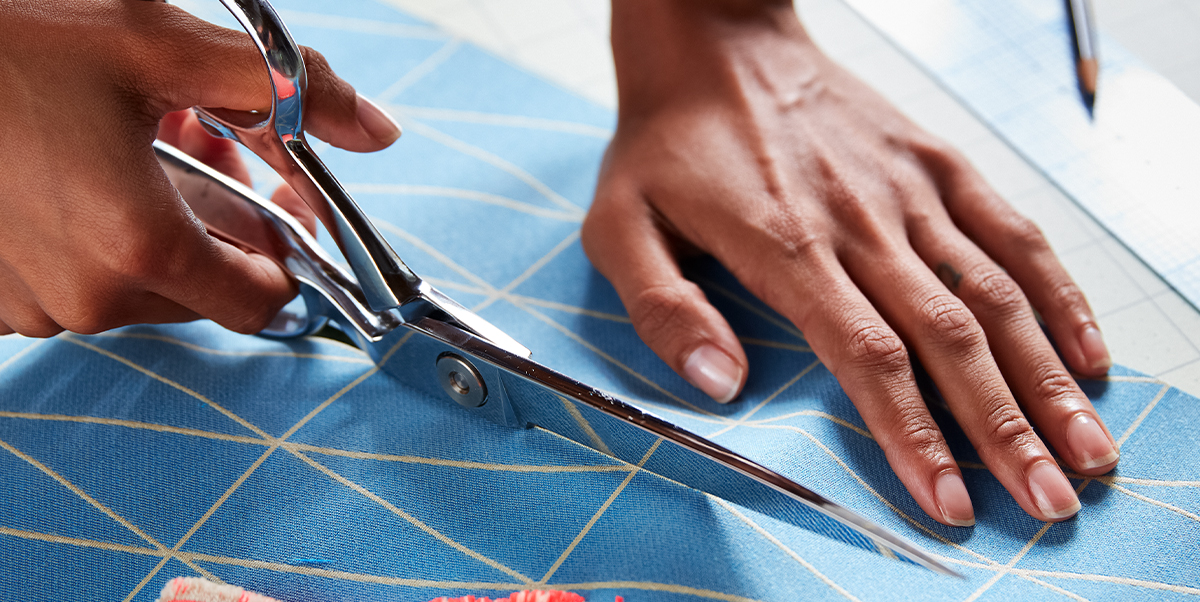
[436, 353, 488, 408]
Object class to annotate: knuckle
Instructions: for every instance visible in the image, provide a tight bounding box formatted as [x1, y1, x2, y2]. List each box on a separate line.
[917, 294, 984, 348]
[890, 402, 946, 458]
[225, 304, 279, 335]
[102, 234, 181, 284]
[966, 269, 1027, 316]
[52, 306, 115, 335]
[628, 284, 695, 348]
[1026, 362, 1080, 406]
[980, 399, 1036, 451]
[1007, 215, 1050, 252]
[1047, 279, 1088, 311]
[299, 46, 355, 109]
[299, 46, 334, 78]
[760, 209, 826, 264]
[3, 306, 63, 339]
[842, 321, 909, 375]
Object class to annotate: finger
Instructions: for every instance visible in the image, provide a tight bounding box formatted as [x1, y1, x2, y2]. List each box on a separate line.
[110, 153, 299, 335]
[153, 234, 297, 335]
[4, 249, 204, 335]
[910, 216, 1119, 475]
[582, 184, 747, 403]
[0, 322, 12, 337]
[762, 252, 973, 527]
[156, 110, 190, 148]
[0, 262, 62, 338]
[129, 3, 401, 151]
[271, 183, 319, 236]
[848, 245, 1081, 521]
[175, 111, 253, 186]
[924, 147, 1111, 376]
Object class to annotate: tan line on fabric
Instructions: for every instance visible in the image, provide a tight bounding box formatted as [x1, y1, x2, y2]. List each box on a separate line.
[0, 527, 161, 557]
[286, 442, 628, 474]
[514, 302, 719, 418]
[6, 524, 761, 602]
[1117, 384, 1171, 446]
[406, 121, 584, 215]
[539, 439, 663, 584]
[0, 410, 634, 476]
[61, 335, 273, 441]
[1104, 482, 1200, 522]
[0, 412, 266, 446]
[0, 436, 221, 580]
[710, 497, 863, 602]
[1095, 475, 1200, 487]
[1016, 575, 1093, 602]
[0, 338, 45, 375]
[744, 412, 874, 440]
[1006, 567, 1200, 595]
[122, 337, 395, 601]
[377, 39, 462, 103]
[185, 548, 771, 602]
[121, 448, 280, 600]
[184, 550, 518, 588]
[780, 427, 1010, 570]
[346, 183, 583, 222]
[291, 450, 535, 584]
[559, 395, 614, 456]
[705, 358, 822, 439]
[1099, 375, 1165, 384]
[386, 105, 614, 139]
[16, 521, 1194, 600]
[88, 331, 372, 364]
[507, 295, 631, 323]
[475, 230, 581, 312]
[373, 218, 502, 295]
[960, 479, 1094, 602]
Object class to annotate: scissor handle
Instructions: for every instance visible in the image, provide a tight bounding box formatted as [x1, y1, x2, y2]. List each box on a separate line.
[195, 0, 421, 313]
[153, 139, 400, 344]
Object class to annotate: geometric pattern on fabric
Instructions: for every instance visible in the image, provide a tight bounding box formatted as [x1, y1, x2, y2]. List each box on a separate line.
[1, 1, 1197, 600]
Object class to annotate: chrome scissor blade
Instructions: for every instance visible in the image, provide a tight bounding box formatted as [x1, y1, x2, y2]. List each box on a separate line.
[394, 317, 959, 577]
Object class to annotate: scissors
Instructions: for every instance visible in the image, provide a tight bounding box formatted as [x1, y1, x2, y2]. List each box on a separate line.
[151, 0, 957, 577]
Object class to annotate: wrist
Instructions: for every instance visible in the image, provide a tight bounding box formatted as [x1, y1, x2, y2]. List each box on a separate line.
[609, 0, 821, 113]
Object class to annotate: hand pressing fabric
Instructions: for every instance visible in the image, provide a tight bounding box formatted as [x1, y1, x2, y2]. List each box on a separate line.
[583, 0, 1119, 526]
[0, 0, 399, 338]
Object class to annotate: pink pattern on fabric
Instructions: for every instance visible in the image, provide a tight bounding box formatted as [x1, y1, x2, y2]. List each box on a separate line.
[428, 590, 587, 602]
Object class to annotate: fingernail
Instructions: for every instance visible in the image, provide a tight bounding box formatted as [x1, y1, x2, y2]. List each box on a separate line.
[684, 345, 742, 403]
[1027, 462, 1081, 520]
[935, 472, 975, 527]
[1079, 324, 1112, 371]
[356, 94, 402, 145]
[1067, 413, 1119, 470]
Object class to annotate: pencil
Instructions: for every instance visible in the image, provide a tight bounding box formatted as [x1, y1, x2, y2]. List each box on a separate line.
[1066, 0, 1099, 113]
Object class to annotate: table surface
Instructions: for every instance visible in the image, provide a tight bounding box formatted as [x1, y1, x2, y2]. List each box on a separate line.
[370, 0, 1200, 398]
[4, 3, 1199, 599]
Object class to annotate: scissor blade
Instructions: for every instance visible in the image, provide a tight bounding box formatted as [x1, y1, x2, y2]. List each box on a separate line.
[395, 317, 958, 577]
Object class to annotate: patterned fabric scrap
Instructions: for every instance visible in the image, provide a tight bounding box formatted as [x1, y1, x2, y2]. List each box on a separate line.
[159, 577, 596, 602]
[160, 577, 283, 602]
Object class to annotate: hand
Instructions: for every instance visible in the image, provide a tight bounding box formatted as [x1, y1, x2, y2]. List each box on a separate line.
[0, 0, 400, 337]
[584, 0, 1119, 525]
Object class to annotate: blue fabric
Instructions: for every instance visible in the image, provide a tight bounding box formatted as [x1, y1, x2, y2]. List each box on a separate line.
[2, 2, 1198, 600]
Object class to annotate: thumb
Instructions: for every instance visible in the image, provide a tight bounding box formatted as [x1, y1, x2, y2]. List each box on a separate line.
[132, 2, 401, 152]
[582, 187, 748, 403]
